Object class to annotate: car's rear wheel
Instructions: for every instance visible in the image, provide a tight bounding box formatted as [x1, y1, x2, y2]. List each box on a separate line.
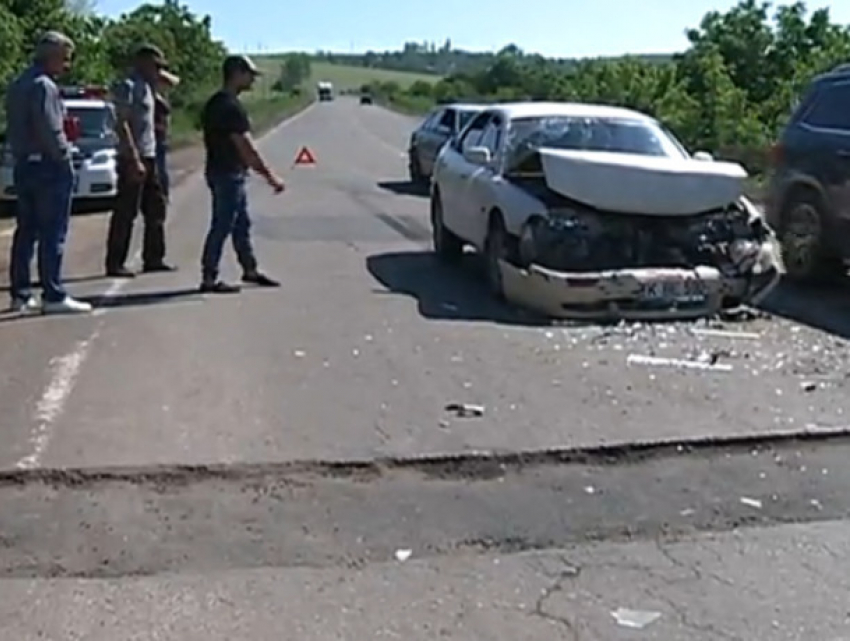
[484, 214, 508, 300]
[408, 152, 425, 184]
[779, 189, 844, 282]
[431, 191, 463, 263]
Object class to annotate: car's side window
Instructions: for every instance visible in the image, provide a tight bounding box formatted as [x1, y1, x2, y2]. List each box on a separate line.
[436, 108, 455, 132]
[802, 83, 850, 131]
[477, 116, 502, 155]
[421, 110, 440, 131]
[458, 112, 494, 153]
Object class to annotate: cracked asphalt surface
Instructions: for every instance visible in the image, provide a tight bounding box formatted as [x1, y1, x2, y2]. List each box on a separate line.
[2, 98, 850, 638]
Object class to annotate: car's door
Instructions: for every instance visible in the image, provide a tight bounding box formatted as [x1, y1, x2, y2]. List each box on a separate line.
[799, 80, 850, 253]
[421, 108, 456, 175]
[456, 114, 505, 248]
[439, 111, 495, 241]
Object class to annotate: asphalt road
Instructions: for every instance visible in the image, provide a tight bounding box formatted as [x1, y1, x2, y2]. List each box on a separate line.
[2, 97, 850, 639]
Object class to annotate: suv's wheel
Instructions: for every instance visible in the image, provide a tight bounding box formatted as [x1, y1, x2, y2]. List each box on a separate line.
[780, 190, 843, 282]
[484, 214, 508, 300]
[430, 191, 463, 262]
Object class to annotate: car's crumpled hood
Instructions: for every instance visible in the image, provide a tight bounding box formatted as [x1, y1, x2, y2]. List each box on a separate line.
[538, 148, 749, 216]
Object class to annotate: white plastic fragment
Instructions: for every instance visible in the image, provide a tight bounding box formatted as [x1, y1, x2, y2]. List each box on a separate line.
[395, 549, 412, 562]
[627, 353, 732, 372]
[740, 497, 763, 509]
[612, 608, 661, 629]
[690, 328, 760, 339]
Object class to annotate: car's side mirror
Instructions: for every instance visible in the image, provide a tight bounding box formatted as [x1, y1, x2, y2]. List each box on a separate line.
[693, 151, 714, 161]
[463, 145, 491, 165]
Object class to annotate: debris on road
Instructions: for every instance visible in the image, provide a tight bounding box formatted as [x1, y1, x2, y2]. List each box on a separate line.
[690, 327, 761, 340]
[626, 353, 733, 372]
[394, 549, 412, 562]
[445, 403, 485, 418]
[740, 497, 763, 509]
[611, 607, 661, 629]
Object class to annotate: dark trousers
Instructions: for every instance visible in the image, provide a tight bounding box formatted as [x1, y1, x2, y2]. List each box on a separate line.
[156, 140, 169, 199]
[105, 156, 167, 270]
[9, 159, 74, 302]
[201, 171, 257, 282]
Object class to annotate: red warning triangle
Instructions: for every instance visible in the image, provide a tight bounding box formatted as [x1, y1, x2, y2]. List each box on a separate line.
[293, 146, 316, 166]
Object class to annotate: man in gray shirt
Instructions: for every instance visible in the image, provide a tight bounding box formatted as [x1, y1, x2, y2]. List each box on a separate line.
[104, 43, 174, 277]
[4, 30, 92, 314]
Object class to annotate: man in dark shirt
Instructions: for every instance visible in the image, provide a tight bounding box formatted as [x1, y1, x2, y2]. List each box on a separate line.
[104, 43, 174, 278]
[199, 54, 284, 293]
[5, 31, 92, 314]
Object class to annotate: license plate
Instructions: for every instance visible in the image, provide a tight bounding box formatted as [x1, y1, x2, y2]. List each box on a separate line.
[640, 279, 704, 302]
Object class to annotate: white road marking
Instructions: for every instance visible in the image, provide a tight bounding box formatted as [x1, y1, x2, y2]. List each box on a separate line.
[12, 102, 316, 470]
[16, 337, 94, 469]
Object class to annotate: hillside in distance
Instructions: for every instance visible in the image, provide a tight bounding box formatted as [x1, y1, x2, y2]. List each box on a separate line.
[268, 41, 674, 77]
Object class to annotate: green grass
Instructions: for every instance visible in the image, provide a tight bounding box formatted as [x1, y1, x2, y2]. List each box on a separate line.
[168, 92, 313, 149]
[253, 58, 441, 92]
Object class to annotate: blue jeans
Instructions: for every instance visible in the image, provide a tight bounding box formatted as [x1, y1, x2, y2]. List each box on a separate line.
[156, 141, 169, 199]
[9, 159, 74, 303]
[201, 171, 258, 281]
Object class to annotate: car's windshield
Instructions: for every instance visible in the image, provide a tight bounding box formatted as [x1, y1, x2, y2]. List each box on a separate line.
[505, 115, 689, 168]
[68, 106, 113, 139]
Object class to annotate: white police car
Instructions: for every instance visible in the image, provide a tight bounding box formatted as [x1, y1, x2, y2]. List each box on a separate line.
[0, 85, 118, 210]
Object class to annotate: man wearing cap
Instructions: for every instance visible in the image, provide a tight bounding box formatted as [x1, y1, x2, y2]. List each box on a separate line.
[199, 54, 284, 293]
[154, 68, 179, 201]
[4, 30, 92, 314]
[104, 43, 175, 278]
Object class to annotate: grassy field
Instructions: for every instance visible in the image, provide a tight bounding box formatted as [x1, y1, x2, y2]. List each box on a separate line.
[254, 58, 441, 92]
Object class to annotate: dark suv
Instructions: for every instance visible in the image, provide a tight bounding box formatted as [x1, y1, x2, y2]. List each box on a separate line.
[766, 63, 850, 281]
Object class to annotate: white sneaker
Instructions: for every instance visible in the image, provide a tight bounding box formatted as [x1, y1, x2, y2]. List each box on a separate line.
[42, 296, 93, 314]
[9, 296, 40, 314]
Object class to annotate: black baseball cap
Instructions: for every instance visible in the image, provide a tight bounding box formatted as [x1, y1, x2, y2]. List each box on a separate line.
[223, 54, 261, 77]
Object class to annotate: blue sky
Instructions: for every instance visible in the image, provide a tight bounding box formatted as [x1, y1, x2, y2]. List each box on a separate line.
[95, 0, 850, 58]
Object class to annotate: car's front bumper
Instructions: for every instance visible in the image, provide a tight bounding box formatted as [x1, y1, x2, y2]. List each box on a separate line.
[500, 260, 781, 321]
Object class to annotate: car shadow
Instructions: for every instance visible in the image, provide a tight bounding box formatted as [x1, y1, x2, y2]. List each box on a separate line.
[366, 250, 551, 326]
[759, 276, 850, 340]
[377, 180, 429, 198]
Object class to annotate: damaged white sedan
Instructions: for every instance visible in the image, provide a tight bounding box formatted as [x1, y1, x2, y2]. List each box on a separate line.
[429, 102, 782, 321]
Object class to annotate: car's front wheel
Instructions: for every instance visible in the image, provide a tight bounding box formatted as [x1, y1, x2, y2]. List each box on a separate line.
[780, 189, 843, 282]
[431, 190, 463, 263]
[484, 214, 509, 300]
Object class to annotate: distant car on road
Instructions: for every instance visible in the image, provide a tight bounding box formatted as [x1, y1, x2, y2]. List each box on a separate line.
[429, 101, 781, 321]
[765, 63, 850, 282]
[360, 93, 373, 105]
[407, 103, 485, 183]
[317, 81, 334, 102]
[0, 85, 118, 211]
